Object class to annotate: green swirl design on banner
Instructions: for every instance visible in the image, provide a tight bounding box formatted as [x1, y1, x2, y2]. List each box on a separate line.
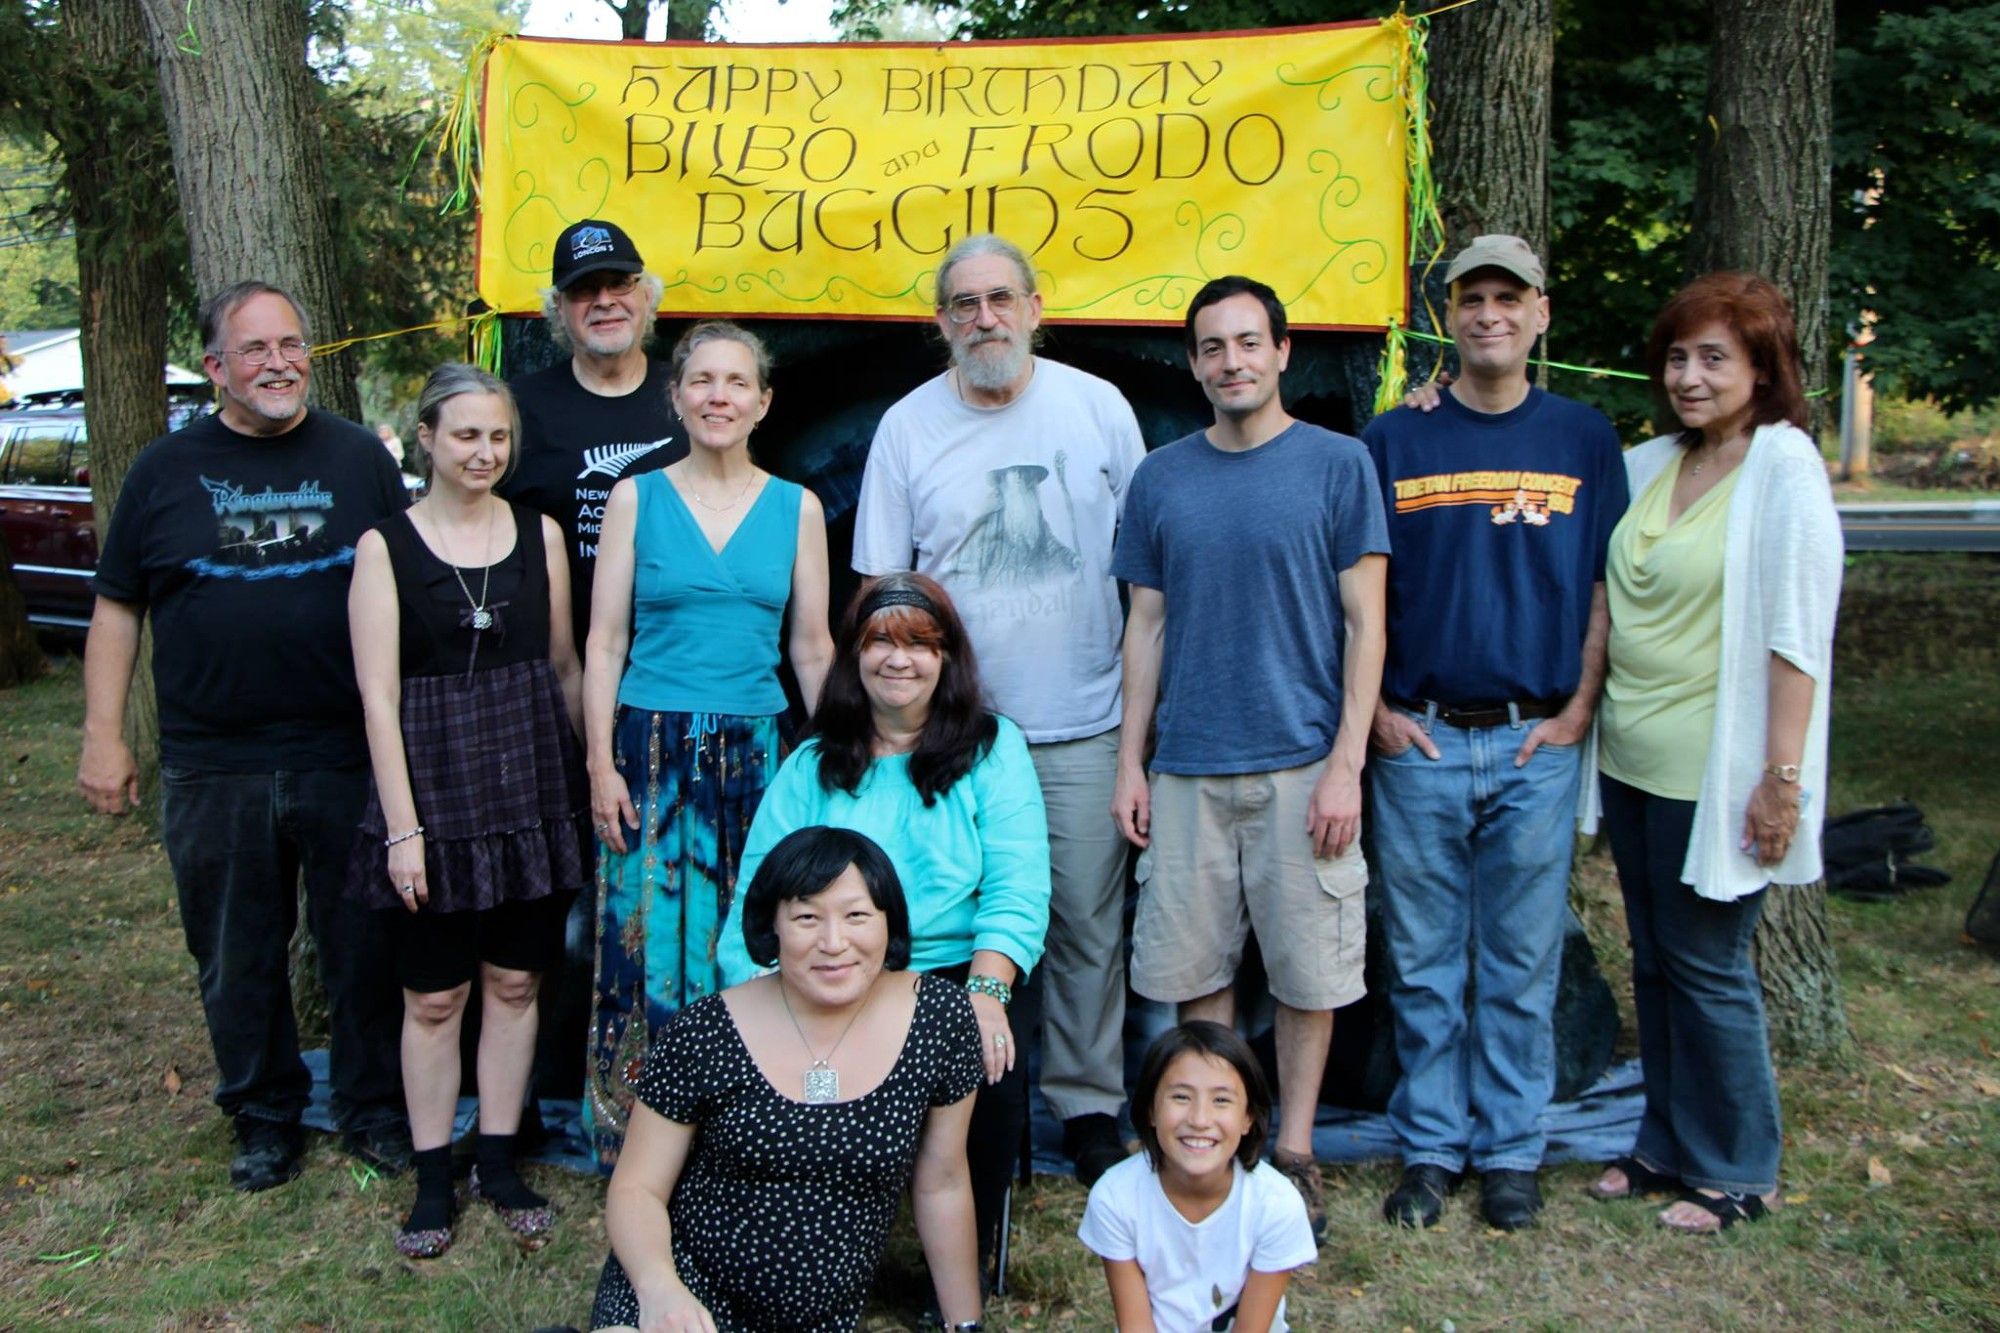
[1043, 273, 1207, 316]
[509, 79, 595, 145]
[660, 268, 731, 298]
[731, 270, 926, 305]
[503, 159, 612, 277]
[1276, 61, 1397, 113]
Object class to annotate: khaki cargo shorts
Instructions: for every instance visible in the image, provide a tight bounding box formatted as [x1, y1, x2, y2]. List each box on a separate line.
[1130, 761, 1368, 1011]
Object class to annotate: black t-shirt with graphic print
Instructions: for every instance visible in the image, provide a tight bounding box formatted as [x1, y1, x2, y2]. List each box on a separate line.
[92, 409, 409, 773]
[501, 359, 684, 651]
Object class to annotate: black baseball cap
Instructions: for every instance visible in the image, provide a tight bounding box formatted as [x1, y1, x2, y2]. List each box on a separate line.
[551, 218, 644, 291]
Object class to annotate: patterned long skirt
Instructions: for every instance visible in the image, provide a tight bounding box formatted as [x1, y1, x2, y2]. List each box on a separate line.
[584, 707, 778, 1172]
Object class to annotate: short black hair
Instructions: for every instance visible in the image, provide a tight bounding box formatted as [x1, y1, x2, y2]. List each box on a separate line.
[1183, 275, 1287, 357]
[740, 826, 912, 971]
[1132, 1020, 1272, 1172]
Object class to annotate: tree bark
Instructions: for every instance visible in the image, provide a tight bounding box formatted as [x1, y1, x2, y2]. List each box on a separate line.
[1753, 879, 1853, 1061]
[0, 544, 45, 688]
[602, 1, 708, 40]
[136, 0, 362, 423]
[59, 0, 177, 813]
[1424, 0, 1552, 258]
[1689, 0, 1848, 1058]
[1689, 0, 1834, 430]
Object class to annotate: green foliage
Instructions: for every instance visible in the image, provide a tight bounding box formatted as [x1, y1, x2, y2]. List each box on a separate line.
[0, 136, 78, 331]
[334, 0, 528, 96]
[1833, 3, 2000, 409]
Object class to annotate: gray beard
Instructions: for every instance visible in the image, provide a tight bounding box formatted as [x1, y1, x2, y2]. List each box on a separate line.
[954, 334, 1031, 393]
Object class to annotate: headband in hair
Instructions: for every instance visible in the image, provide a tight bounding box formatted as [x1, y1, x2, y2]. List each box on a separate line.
[857, 585, 940, 623]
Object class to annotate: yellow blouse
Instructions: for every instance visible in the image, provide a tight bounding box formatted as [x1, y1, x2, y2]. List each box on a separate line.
[1599, 461, 1741, 800]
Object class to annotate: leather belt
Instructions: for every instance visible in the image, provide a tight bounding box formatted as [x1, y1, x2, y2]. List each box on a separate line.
[1388, 695, 1570, 730]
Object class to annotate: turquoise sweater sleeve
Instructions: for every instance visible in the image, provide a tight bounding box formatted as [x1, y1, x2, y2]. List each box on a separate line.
[717, 746, 827, 987]
[965, 719, 1053, 977]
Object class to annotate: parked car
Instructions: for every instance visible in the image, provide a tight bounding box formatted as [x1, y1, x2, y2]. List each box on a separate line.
[0, 390, 208, 629]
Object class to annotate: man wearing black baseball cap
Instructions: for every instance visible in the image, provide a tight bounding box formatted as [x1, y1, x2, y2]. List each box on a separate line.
[502, 217, 685, 1111]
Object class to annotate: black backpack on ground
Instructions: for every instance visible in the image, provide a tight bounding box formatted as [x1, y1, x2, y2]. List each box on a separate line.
[1822, 803, 1952, 902]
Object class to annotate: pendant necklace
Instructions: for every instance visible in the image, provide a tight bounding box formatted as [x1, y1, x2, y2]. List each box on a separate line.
[429, 502, 496, 631]
[778, 977, 873, 1104]
[679, 465, 757, 513]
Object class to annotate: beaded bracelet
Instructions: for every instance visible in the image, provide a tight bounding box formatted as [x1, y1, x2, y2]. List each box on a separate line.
[384, 825, 425, 848]
[964, 974, 1012, 1006]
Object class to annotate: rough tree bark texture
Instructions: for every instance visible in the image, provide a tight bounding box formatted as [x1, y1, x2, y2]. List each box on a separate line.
[603, 0, 708, 39]
[136, 0, 362, 423]
[1690, 0, 1849, 1061]
[0, 546, 44, 687]
[1406, 0, 1552, 386]
[1690, 0, 1834, 430]
[60, 0, 176, 812]
[1425, 0, 1551, 257]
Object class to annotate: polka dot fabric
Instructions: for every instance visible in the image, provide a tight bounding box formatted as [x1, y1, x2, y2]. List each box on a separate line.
[590, 973, 984, 1331]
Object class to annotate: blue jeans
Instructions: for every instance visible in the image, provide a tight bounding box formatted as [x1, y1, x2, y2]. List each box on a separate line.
[1369, 711, 1581, 1172]
[1600, 776, 1780, 1194]
[160, 765, 404, 1131]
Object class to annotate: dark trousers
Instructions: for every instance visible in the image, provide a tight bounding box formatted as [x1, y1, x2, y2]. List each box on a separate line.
[1600, 775, 1782, 1194]
[160, 765, 404, 1131]
[936, 960, 1030, 1268]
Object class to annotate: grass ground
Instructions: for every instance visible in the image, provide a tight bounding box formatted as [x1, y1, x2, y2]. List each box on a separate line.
[3, 554, 1998, 1330]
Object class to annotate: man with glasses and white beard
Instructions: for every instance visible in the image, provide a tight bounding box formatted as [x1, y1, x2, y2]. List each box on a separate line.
[853, 233, 1147, 1202]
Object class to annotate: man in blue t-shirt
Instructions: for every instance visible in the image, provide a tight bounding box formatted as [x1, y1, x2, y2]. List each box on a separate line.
[1112, 275, 1389, 1239]
[1361, 235, 1629, 1232]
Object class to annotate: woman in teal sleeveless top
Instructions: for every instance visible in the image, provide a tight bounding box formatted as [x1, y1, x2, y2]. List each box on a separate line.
[580, 322, 833, 1170]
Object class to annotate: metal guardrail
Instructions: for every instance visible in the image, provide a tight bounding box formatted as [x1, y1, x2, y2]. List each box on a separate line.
[1838, 500, 2000, 552]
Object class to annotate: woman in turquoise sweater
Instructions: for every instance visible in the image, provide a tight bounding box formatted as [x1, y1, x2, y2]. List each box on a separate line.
[719, 571, 1051, 1275]
[581, 321, 834, 1172]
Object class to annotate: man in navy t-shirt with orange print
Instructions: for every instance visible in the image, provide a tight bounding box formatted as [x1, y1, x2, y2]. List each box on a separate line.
[1362, 235, 1628, 1232]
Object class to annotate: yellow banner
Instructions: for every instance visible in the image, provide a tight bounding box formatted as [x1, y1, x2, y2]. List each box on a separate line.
[475, 23, 1409, 328]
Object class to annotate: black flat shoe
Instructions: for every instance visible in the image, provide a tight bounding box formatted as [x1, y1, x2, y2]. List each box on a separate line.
[1587, 1154, 1680, 1201]
[1480, 1168, 1543, 1231]
[229, 1120, 304, 1193]
[1383, 1163, 1462, 1229]
[1062, 1113, 1129, 1189]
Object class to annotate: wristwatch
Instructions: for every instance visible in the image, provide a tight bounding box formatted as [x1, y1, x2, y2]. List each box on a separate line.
[1764, 762, 1801, 783]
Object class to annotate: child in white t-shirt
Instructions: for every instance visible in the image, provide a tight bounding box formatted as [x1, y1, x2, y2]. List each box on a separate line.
[1077, 1022, 1318, 1332]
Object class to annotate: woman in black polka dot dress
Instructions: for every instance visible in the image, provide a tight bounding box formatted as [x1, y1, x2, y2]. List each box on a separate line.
[590, 826, 986, 1332]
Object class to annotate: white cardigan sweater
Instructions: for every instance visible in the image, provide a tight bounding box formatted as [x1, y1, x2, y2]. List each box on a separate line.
[1603, 423, 1845, 901]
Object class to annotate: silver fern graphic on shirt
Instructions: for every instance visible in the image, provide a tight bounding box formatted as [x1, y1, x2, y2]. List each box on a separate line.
[577, 439, 671, 481]
[947, 452, 1082, 587]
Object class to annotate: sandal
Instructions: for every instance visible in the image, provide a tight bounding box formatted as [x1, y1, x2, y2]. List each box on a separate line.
[468, 1165, 557, 1247]
[1659, 1188, 1772, 1234]
[1587, 1155, 1680, 1201]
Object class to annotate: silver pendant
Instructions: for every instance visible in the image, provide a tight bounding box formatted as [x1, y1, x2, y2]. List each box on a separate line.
[803, 1062, 838, 1104]
[470, 607, 494, 631]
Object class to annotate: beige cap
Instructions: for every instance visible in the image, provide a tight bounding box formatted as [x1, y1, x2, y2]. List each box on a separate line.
[1443, 234, 1545, 289]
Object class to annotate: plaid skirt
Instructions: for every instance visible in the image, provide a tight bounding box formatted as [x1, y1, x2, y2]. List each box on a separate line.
[349, 658, 591, 914]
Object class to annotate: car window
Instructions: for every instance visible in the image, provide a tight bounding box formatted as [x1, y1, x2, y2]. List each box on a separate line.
[2, 426, 73, 485]
[68, 429, 90, 484]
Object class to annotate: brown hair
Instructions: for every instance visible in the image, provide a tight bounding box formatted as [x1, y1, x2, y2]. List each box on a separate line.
[1644, 272, 1809, 444]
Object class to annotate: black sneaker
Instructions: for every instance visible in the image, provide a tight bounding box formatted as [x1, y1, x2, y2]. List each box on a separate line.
[342, 1120, 415, 1177]
[1480, 1168, 1544, 1231]
[1061, 1113, 1129, 1188]
[1382, 1162, 1462, 1229]
[229, 1119, 304, 1193]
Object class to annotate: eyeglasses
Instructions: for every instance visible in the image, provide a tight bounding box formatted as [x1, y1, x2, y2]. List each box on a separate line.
[941, 287, 1023, 324]
[221, 339, 312, 367]
[565, 272, 642, 300]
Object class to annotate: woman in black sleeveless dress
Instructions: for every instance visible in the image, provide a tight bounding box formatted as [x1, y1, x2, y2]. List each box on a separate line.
[348, 363, 591, 1259]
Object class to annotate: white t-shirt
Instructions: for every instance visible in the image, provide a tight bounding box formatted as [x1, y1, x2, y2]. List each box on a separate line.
[1077, 1156, 1317, 1333]
[852, 358, 1146, 743]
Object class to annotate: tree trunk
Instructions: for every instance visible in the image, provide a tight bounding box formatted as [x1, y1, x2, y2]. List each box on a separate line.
[136, 0, 362, 423]
[1410, 0, 1552, 386]
[1689, 0, 1848, 1057]
[0, 544, 45, 687]
[1753, 879, 1853, 1061]
[603, 1, 709, 40]
[1689, 0, 1834, 430]
[59, 0, 178, 815]
[1424, 0, 1552, 258]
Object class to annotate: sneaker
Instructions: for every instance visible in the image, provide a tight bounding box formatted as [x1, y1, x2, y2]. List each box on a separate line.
[1061, 1113, 1129, 1188]
[229, 1119, 304, 1193]
[1479, 1168, 1544, 1231]
[1382, 1162, 1462, 1229]
[343, 1120, 415, 1178]
[1270, 1148, 1326, 1243]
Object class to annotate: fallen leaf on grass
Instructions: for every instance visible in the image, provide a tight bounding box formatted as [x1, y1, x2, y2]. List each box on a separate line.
[161, 1064, 182, 1096]
[1785, 1191, 1812, 1204]
[1886, 1063, 1933, 1092]
[1972, 1076, 2000, 1097]
[1894, 1132, 1927, 1151]
[1868, 1156, 1893, 1187]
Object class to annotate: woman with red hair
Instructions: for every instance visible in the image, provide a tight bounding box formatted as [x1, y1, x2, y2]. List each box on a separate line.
[1589, 273, 1843, 1231]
